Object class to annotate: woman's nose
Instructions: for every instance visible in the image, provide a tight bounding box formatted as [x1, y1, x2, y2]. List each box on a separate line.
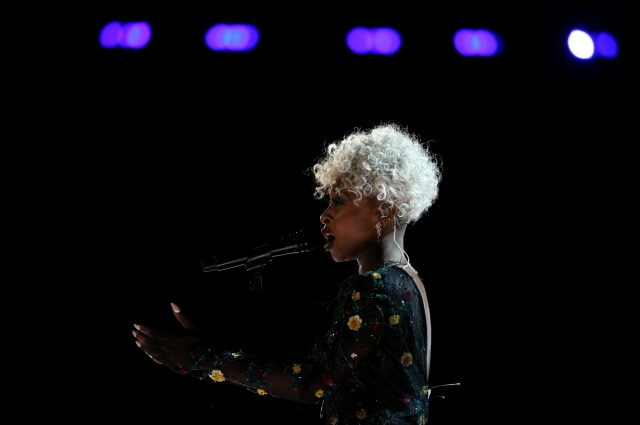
[319, 207, 330, 224]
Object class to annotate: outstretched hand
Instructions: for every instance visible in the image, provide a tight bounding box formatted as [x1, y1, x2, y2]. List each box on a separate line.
[132, 302, 203, 376]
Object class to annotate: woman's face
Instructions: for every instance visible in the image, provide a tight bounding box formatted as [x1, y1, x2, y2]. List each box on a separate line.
[319, 187, 380, 264]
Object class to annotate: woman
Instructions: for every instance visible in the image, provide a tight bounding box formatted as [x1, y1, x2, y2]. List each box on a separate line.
[132, 122, 443, 424]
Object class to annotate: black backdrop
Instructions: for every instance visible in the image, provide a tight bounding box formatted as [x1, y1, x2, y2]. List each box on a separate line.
[24, 2, 635, 424]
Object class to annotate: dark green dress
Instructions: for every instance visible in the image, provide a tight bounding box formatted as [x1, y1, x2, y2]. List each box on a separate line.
[191, 265, 431, 424]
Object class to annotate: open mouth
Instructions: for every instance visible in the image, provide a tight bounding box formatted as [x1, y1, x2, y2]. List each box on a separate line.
[321, 228, 335, 251]
[323, 234, 335, 251]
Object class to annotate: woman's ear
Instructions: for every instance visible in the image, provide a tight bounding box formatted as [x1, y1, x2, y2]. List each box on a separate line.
[378, 204, 396, 220]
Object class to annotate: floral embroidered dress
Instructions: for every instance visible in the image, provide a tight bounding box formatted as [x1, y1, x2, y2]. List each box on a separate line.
[189, 264, 430, 425]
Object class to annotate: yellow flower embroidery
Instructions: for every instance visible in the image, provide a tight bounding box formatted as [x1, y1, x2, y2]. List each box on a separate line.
[348, 315, 362, 331]
[327, 333, 335, 344]
[257, 388, 267, 396]
[329, 414, 339, 424]
[292, 363, 302, 373]
[389, 314, 400, 325]
[314, 389, 325, 398]
[401, 352, 413, 367]
[371, 272, 381, 280]
[209, 369, 225, 382]
[231, 351, 243, 359]
[419, 413, 426, 425]
[356, 409, 367, 419]
[422, 386, 429, 395]
[352, 290, 360, 301]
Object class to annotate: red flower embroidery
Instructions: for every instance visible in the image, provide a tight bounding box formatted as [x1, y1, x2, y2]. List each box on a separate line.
[322, 373, 335, 387]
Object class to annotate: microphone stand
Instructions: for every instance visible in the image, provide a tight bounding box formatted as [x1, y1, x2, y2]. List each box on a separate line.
[245, 244, 271, 292]
[201, 230, 318, 292]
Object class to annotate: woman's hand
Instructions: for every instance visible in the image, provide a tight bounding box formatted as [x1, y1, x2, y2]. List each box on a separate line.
[132, 303, 202, 376]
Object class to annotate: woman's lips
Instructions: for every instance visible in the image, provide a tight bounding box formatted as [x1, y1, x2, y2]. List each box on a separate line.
[324, 235, 334, 251]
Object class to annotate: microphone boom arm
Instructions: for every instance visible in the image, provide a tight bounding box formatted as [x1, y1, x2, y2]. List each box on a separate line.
[200, 229, 319, 291]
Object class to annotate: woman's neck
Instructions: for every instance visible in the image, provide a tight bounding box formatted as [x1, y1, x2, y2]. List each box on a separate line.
[358, 241, 408, 275]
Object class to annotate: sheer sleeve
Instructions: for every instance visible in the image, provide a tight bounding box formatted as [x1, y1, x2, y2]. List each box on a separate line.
[186, 271, 385, 402]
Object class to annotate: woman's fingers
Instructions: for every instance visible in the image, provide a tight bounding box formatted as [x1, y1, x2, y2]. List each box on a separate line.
[132, 323, 199, 369]
[132, 305, 202, 373]
[171, 303, 200, 331]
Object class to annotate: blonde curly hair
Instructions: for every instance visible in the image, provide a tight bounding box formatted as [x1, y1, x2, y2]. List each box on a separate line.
[312, 123, 442, 225]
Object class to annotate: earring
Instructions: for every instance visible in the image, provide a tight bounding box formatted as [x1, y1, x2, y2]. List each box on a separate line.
[375, 221, 383, 241]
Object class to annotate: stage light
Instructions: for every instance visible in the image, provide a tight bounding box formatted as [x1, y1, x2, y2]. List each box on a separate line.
[567, 29, 618, 60]
[567, 29, 595, 59]
[453, 29, 503, 57]
[594, 31, 618, 59]
[99, 21, 152, 49]
[346, 27, 402, 55]
[204, 24, 260, 52]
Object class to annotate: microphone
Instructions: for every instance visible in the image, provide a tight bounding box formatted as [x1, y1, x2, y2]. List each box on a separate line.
[201, 229, 321, 273]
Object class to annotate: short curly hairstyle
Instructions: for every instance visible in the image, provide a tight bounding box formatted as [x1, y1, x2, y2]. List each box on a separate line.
[312, 123, 442, 225]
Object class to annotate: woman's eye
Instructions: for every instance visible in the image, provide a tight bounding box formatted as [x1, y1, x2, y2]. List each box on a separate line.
[329, 197, 344, 206]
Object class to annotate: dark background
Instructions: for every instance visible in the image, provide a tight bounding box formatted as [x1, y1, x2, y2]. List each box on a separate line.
[22, 2, 634, 423]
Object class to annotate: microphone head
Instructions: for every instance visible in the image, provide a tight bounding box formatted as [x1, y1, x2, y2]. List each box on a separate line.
[201, 228, 322, 272]
[270, 229, 322, 257]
